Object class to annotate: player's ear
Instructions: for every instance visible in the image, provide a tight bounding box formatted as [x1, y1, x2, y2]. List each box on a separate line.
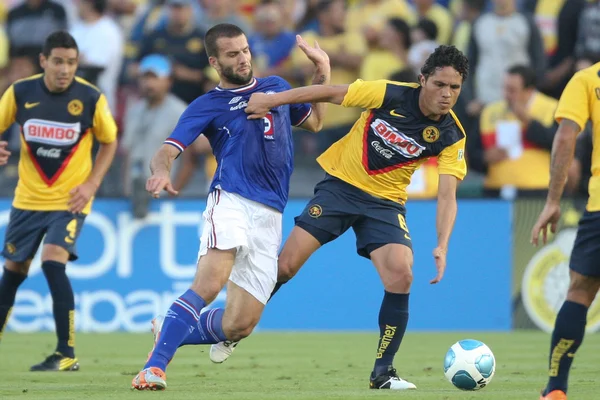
[418, 74, 426, 86]
[39, 53, 47, 70]
[208, 56, 220, 72]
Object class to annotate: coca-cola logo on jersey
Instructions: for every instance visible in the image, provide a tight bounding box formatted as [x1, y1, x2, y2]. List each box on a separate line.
[36, 147, 61, 159]
[370, 118, 425, 158]
[24, 119, 81, 146]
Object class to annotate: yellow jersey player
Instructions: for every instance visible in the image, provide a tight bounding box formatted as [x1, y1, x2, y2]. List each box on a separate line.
[0, 31, 117, 371]
[208, 45, 469, 390]
[531, 64, 600, 400]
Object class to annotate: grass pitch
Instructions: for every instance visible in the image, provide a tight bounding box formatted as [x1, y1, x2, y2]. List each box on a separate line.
[0, 331, 598, 399]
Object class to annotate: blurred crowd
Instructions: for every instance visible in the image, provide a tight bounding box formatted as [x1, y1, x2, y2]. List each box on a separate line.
[0, 0, 597, 208]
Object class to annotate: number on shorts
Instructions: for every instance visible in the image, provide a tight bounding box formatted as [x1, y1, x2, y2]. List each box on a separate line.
[398, 214, 411, 240]
[65, 219, 78, 244]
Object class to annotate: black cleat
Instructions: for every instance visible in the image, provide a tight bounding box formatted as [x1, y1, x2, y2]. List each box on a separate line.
[30, 352, 80, 371]
[369, 366, 417, 390]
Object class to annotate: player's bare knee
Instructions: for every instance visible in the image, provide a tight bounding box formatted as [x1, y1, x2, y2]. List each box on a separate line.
[222, 315, 258, 342]
[5, 259, 31, 276]
[566, 272, 600, 307]
[277, 256, 298, 282]
[189, 281, 221, 304]
[383, 264, 413, 292]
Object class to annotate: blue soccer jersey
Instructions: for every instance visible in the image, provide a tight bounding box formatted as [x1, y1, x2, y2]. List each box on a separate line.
[165, 76, 312, 212]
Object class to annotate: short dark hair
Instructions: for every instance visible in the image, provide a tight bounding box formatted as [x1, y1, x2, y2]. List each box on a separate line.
[42, 31, 79, 57]
[387, 18, 411, 50]
[421, 45, 469, 81]
[84, 0, 108, 14]
[506, 64, 537, 88]
[204, 23, 246, 58]
[465, 0, 486, 12]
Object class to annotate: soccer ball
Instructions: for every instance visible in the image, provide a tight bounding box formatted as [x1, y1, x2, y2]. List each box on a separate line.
[443, 339, 496, 390]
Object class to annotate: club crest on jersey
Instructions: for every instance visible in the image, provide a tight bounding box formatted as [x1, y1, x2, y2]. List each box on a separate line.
[422, 126, 440, 143]
[263, 112, 274, 140]
[371, 118, 425, 158]
[24, 119, 81, 146]
[308, 205, 322, 218]
[67, 99, 83, 116]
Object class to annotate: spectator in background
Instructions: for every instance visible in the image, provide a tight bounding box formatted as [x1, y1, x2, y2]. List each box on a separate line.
[71, 0, 124, 112]
[346, 0, 415, 48]
[293, 0, 367, 154]
[360, 17, 411, 82]
[412, 0, 454, 44]
[451, 0, 486, 55]
[6, 0, 67, 60]
[477, 65, 557, 199]
[465, 0, 545, 118]
[526, 0, 586, 99]
[389, 68, 418, 83]
[136, 0, 212, 104]
[574, 1, 600, 72]
[249, 0, 296, 78]
[408, 18, 438, 76]
[197, 0, 252, 34]
[121, 54, 188, 218]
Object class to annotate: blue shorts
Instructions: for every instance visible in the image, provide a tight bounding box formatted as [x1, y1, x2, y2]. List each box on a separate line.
[2, 208, 86, 262]
[295, 174, 412, 259]
[570, 210, 600, 277]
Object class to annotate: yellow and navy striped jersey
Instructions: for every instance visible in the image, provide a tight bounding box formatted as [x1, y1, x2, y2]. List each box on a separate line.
[317, 79, 467, 204]
[0, 74, 117, 214]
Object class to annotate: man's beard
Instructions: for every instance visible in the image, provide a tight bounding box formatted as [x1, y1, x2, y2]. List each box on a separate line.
[221, 64, 253, 85]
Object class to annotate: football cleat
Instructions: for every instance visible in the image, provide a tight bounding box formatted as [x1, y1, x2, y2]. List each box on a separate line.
[369, 366, 416, 390]
[30, 352, 79, 371]
[210, 340, 239, 363]
[131, 367, 167, 391]
[540, 389, 567, 400]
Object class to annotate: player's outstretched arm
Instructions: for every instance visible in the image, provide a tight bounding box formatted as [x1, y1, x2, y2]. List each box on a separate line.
[531, 118, 580, 246]
[431, 174, 459, 285]
[147, 144, 180, 198]
[246, 85, 349, 120]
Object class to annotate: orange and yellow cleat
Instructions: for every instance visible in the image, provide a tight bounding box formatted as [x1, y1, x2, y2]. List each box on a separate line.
[131, 367, 167, 391]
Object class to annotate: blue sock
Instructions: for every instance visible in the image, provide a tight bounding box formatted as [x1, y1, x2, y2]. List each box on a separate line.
[373, 291, 409, 377]
[545, 300, 588, 395]
[145, 289, 206, 371]
[182, 308, 227, 345]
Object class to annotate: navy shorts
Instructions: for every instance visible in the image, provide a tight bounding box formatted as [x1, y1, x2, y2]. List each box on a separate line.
[570, 210, 600, 277]
[295, 174, 412, 259]
[2, 208, 86, 262]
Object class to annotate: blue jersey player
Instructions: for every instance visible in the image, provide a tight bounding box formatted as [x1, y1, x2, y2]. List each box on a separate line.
[132, 24, 329, 390]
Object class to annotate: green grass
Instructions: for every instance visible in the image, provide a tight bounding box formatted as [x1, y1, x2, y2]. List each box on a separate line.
[0, 331, 598, 399]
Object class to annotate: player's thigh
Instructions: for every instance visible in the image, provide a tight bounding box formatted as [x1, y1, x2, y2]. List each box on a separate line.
[293, 176, 359, 248]
[2, 208, 47, 272]
[353, 205, 413, 290]
[43, 211, 86, 263]
[229, 204, 281, 306]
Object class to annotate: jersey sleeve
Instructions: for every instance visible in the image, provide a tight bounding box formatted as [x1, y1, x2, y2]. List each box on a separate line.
[437, 138, 467, 180]
[341, 79, 388, 109]
[165, 100, 213, 152]
[0, 84, 17, 135]
[554, 72, 590, 131]
[91, 94, 118, 143]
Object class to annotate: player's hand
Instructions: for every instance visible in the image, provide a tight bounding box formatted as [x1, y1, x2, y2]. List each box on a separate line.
[68, 181, 98, 213]
[430, 247, 447, 284]
[246, 93, 272, 120]
[146, 172, 178, 198]
[297, 35, 330, 69]
[0, 141, 11, 166]
[531, 201, 561, 246]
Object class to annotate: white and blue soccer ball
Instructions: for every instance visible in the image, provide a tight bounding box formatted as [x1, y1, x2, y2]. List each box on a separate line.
[443, 339, 496, 391]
